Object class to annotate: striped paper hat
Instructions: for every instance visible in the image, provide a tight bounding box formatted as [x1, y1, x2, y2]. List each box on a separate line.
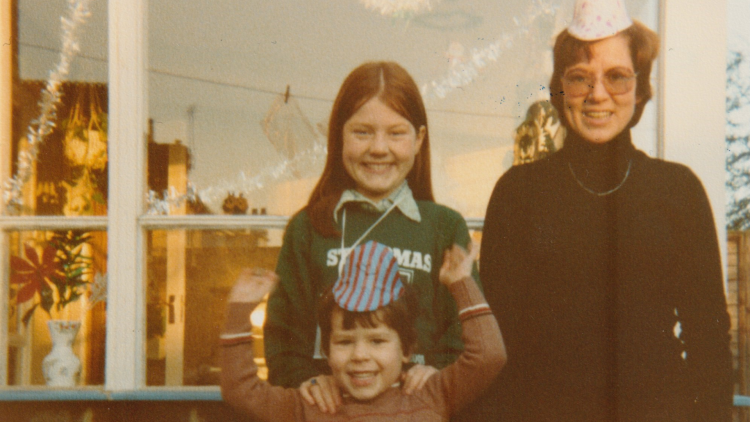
[568, 0, 633, 41]
[333, 241, 403, 312]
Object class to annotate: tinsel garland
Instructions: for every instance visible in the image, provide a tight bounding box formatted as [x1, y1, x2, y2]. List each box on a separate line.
[7, 0, 561, 216]
[147, 0, 559, 215]
[87, 271, 107, 309]
[360, 0, 436, 18]
[2, 0, 92, 214]
[421, 0, 558, 100]
[146, 143, 328, 215]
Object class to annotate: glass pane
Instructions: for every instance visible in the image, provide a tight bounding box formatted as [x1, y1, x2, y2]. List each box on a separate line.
[9, 0, 108, 216]
[6, 230, 107, 386]
[146, 228, 283, 386]
[728, 0, 750, 400]
[147, 0, 658, 219]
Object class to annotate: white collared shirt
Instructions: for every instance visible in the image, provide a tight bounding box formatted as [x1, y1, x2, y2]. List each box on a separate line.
[333, 182, 421, 223]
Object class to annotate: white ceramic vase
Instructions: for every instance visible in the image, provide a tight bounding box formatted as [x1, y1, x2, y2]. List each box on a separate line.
[42, 320, 82, 387]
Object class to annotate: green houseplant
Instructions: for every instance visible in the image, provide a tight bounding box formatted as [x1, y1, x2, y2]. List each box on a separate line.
[10, 230, 105, 386]
[10, 230, 94, 325]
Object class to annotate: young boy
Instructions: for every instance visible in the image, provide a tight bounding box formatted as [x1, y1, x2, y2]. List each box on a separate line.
[220, 240, 505, 421]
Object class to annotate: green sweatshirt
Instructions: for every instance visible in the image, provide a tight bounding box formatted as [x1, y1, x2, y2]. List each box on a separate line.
[264, 200, 477, 388]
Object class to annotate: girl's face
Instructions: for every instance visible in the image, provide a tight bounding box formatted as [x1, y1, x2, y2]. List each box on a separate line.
[342, 97, 425, 201]
[327, 309, 410, 401]
[562, 33, 638, 144]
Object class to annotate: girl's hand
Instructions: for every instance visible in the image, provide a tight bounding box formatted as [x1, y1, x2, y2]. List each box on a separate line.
[228, 268, 279, 304]
[439, 242, 478, 286]
[299, 375, 342, 414]
[401, 364, 438, 395]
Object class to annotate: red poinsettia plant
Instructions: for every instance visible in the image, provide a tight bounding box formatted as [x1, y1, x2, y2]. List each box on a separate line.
[10, 231, 93, 325]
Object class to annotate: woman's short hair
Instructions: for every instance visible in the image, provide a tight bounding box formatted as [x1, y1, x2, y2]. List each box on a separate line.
[306, 61, 434, 237]
[549, 20, 660, 129]
[318, 280, 418, 357]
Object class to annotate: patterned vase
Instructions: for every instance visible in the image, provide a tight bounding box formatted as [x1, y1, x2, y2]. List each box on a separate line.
[42, 320, 82, 387]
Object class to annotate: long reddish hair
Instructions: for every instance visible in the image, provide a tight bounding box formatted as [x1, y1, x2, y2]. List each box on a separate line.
[306, 61, 434, 237]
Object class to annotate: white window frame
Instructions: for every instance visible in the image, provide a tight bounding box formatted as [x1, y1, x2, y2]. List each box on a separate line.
[0, 0, 11, 387]
[0, 0, 728, 396]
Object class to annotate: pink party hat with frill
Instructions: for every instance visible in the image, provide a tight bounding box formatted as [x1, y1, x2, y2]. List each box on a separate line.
[568, 0, 633, 41]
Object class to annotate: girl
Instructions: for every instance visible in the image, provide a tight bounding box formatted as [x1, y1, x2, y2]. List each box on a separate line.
[263, 61, 477, 412]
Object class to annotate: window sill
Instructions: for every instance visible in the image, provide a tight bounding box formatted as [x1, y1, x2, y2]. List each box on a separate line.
[2, 389, 747, 407]
[0, 387, 222, 401]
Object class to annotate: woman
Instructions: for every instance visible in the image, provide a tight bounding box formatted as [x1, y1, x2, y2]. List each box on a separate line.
[477, 2, 732, 421]
[263, 61, 476, 412]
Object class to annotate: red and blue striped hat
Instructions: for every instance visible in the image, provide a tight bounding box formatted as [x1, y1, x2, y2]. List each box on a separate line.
[332, 241, 403, 312]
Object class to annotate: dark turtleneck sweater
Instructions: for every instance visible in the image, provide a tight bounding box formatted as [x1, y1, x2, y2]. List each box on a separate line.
[563, 130, 635, 194]
[467, 130, 733, 422]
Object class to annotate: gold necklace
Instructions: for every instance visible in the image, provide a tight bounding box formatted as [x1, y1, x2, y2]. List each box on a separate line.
[568, 159, 632, 197]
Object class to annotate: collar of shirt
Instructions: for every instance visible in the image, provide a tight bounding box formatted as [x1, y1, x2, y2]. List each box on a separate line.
[333, 183, 421, 223]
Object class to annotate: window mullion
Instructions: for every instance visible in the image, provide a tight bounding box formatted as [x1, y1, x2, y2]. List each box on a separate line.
[0, 0, 12, 387]
[106, 0, 148, 391]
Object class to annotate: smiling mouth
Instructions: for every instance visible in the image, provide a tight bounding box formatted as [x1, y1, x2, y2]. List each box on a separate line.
[349, 371, 376, 386]
[583, 111, 613, 119]
[362, 163, 393, 172]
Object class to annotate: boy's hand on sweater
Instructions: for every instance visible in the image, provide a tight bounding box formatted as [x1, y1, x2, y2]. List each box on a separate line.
[228, 268, 279, 304]
[439, 242, 478, 286]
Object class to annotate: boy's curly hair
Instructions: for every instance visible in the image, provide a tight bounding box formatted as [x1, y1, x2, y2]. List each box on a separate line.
[318, 281, 418, 357]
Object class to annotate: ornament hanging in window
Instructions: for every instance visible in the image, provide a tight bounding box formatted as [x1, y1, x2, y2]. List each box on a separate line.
[261, 86, 321, 178]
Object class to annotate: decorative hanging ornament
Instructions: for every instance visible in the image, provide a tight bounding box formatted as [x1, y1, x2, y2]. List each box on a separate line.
[513, 100, 565, 165]
[261, 89, 320, 179]
[360, 0, 436, 18]
[567, 0, 632, 41]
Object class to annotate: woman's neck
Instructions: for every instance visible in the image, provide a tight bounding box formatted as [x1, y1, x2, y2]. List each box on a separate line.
[563, 130, 635, 194]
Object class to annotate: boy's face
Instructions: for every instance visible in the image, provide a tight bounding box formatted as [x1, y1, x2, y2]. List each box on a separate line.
[327, 308, 410, 401]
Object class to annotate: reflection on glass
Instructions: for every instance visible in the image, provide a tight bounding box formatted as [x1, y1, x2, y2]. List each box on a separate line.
[146, 228, 284, 386]
[6, 230, 107, 386]
[12, 83, 109, 216]
[146, 0, 658, 219]
[12, 0, 109, 217]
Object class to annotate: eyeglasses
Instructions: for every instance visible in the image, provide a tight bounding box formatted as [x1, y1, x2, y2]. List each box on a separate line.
[562, 68, 637, 97]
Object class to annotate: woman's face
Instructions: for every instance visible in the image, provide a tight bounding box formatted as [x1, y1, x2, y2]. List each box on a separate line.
[562, 33, 638, 144]
[342, 96, 425, 201]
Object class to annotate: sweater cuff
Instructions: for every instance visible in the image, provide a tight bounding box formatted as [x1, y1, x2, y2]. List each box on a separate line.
[221, 302, 256, 345]
[448, 277, 492, 321]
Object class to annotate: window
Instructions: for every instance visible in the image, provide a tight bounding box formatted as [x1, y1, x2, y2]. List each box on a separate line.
[8, 0, 727, 396]
[2, 0, 108, 387]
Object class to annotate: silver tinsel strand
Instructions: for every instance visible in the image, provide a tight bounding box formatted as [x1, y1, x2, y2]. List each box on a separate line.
[146, 143, 328, 215]
[421, 0, 558, 100]
[3, 0, 92, 214]
[360, 0, 436, 18]
[87, 271, 107, 309]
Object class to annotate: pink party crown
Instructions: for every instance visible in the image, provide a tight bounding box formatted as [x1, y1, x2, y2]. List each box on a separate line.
[568, 0, 633, 41]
